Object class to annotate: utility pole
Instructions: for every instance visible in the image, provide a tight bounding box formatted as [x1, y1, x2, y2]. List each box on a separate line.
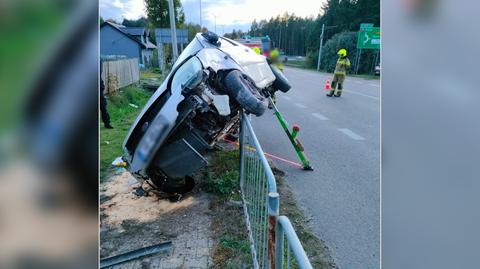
[199, 0, 202, 28]
[316, 23, 325, 71]
[214, 15, 217, 33]
[168, 0, 178, 63]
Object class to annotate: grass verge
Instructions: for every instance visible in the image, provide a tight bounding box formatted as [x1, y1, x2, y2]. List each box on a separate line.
[199, 149, 251, 268]
[100, 86, 152, 182]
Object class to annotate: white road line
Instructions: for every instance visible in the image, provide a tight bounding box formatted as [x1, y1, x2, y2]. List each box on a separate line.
[355, 81, 364, 84]
[312, 112, 329, 120]
[282, 95, 292, 100]
[369, 83, 380, 87]
[338, 128, 365, 140]
[343, 90, 380, 100]
[294, 103, 307, 109]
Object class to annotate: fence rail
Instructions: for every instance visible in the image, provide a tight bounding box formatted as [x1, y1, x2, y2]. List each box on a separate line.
[101, 58, 140, 94]
[239, 112, 313, 269]
[276, 216, 313, 269]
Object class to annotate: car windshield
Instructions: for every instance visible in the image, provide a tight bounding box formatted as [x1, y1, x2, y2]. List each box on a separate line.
[173, 38, 203, 69]
[171, 56, 203, 91]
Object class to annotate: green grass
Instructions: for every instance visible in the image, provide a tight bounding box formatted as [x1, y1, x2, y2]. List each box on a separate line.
[100, 86, 152, 181]
[202, 150, 241, 200]
[199, 150, 251, 268]
[140, 71, 163, 79]
[285, 60, 309, 69]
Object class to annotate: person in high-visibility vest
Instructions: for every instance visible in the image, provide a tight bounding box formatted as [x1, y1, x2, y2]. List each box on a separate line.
[268, 49, 284, 71]
[327, 48, 351, 97]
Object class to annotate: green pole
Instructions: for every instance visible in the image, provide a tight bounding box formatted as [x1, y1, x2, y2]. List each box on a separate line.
[269, 97, 313, 170]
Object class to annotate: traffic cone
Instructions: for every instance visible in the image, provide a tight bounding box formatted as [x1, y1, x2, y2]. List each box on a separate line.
[325, 80, 331, 90]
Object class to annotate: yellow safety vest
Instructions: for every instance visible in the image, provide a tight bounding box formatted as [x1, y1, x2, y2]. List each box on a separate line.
[334, 57, 351, 75]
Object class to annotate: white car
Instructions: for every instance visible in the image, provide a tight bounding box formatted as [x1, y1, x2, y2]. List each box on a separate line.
[123, 32, 291, 193]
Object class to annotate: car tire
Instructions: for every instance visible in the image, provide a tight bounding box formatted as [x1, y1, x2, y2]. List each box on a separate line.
[269, 64, 291, 93]
[222, 70, 267, 116]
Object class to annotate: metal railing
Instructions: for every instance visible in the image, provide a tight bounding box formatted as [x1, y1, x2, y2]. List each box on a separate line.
[239, 112, 313, 269]
[276, 217, 313, 269]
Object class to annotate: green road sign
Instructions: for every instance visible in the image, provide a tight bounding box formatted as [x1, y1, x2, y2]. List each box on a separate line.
[360, 23, 373, 30]
[357, 26, 380, 49]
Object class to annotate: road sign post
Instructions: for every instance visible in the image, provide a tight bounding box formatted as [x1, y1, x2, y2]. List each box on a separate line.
[355, 24, 380, 74]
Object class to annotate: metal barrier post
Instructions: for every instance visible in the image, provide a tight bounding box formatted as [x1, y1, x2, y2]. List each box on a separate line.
[268, 192, 279, 269]
[239, 113, 245, 190]
[275, 223, 284, 269]
[240, 111, 312, 269]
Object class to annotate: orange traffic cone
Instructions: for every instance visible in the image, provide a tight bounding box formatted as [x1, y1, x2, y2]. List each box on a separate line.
[325, 80, 331, 90]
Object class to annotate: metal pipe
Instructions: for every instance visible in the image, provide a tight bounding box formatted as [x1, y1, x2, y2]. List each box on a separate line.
[168, 0, 178, 63]
[268, 192, 279, 269]
[317, 24, 325, 71]
[100, 241, 172, 268]
[277, 216, 313, 269]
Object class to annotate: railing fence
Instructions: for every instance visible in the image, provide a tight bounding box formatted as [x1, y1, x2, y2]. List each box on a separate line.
[239, 112, 313, 269]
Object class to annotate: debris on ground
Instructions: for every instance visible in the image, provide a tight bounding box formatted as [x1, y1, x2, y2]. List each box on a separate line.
[100, 172, 215, 268]
[111, 157, 127, 167]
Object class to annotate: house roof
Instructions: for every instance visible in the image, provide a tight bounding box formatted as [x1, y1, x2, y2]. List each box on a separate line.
[101, 22, 157, 49]
[122, 28, 145, 36]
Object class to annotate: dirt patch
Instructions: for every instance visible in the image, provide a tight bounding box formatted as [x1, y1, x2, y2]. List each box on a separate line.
[100, 171, 214, 268]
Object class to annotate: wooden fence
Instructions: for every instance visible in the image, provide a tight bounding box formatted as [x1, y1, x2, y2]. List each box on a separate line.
[101, 58, 140, 94]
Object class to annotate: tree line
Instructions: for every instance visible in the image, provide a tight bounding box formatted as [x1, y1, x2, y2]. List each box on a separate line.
[229, 0, 380, 73]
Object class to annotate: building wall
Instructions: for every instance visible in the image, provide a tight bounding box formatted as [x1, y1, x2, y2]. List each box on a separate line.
[141, 49, 155, 67]
[100, 25, 142, 63]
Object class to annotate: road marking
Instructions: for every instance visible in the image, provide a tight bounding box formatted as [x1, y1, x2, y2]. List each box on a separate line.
[369, 83, 380, 87]
[355, 81, 364, 84]
[294, 103, 307, 109]
[343, 90, 379, 100]
[282, 95, 292, 100]
[312, 112, 329, 120]
[338, 128, 365, 140]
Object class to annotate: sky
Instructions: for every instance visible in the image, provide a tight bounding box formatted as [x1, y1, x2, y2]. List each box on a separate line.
[100, 0, 326, 34]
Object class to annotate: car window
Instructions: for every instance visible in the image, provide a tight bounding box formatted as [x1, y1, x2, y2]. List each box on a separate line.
[171, 56, 203, 91]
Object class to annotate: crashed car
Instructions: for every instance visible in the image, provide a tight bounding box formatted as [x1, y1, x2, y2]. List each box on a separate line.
[123, 32, 290, 193]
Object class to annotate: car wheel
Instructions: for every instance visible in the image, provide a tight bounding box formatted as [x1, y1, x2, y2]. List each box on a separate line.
[222, 70, 267, 116]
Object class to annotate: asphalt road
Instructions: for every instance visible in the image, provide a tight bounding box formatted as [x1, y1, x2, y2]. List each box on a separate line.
[250, 67, 380, 269]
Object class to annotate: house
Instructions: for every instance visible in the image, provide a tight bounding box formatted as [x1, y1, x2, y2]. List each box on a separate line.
[100, 21, 157, 67]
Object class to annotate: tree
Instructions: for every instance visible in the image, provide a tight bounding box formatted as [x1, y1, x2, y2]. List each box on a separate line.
[245, 0, 380, 73]
[184, 22, 201, 41]
[144, 0, 185, 28]
[122, 17, 148, 27]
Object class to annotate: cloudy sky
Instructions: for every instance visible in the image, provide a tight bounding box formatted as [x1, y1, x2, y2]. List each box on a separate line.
[100, 0, 326, 34]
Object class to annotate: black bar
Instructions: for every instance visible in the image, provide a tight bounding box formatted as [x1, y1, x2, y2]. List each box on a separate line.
[100, 241, 173, 268]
